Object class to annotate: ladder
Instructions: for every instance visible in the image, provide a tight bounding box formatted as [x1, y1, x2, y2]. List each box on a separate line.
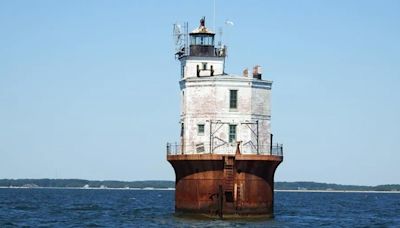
[224, 156, 234, 193]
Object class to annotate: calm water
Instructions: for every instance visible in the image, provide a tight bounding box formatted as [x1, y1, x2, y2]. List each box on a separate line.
[0, 188, 399, 227]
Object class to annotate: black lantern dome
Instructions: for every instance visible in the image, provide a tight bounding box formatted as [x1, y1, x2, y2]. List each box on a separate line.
[189, 17, 216, 57]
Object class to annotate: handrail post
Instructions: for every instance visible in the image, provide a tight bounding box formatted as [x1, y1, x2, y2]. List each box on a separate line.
[270, 133, 273, 155]
[166, 143, 170, 155]
[209, 120, 212, 154]
[256, 120, 259, 155]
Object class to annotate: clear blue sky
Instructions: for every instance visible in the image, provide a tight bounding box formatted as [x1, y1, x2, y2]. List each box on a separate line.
[1, 1, 399, 185]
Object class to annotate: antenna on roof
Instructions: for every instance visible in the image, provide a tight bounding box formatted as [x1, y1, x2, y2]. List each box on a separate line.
[172, 22, 189, 58]
[173, 23, 183, 48]
[223, 19, 234, 48]
[218, 27, 223, 47]
[213, 0, 216, 32]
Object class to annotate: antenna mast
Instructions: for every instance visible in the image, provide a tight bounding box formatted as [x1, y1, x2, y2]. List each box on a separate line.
[218, 27, 223, 47]
[185, 22, 189, 56]
[213, 0, 216, 32]
[172, 22, 189, 58]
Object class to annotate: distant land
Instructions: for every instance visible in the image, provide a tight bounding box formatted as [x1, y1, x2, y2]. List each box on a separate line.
[0, 179, 399, 192]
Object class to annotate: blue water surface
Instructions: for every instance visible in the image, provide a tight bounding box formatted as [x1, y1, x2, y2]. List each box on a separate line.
[0, 188, 399, 227]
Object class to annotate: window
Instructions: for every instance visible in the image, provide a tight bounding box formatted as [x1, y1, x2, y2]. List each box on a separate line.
[209, 37, 214, 45]
[196, 36, 202, 45]
[191, 35, 214, 46]
[229, 90, 238, 109]
[229, 125, 236, 143]
[202, 62, 207, 70]
[198, 124, 205, 135]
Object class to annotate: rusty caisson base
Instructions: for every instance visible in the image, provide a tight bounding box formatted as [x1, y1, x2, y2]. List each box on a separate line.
[167, 154, 283, 218]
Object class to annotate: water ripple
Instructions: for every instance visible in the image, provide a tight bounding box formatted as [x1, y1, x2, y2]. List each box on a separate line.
[0, 189, 399, 227]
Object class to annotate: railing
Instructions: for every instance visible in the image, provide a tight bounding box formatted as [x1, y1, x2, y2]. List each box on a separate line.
[271, 143, 284, 156]
[166, 142, 283, 156]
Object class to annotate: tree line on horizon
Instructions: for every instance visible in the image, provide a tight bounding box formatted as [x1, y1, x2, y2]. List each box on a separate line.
[0, 179, 399, 191]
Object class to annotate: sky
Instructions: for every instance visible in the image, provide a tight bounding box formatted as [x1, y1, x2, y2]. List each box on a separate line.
[0, 0, 399, 186]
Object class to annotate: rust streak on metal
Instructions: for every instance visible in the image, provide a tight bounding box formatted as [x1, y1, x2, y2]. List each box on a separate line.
[168, 153, 282, 217]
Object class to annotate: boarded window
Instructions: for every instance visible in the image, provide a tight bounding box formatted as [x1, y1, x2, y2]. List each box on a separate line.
[229, 90, 238, 109]
[196, 143, 205, 153]
[229, 125, 236, 143]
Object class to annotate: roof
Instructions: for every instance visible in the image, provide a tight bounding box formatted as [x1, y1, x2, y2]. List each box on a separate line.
[190, 17, 214, 35]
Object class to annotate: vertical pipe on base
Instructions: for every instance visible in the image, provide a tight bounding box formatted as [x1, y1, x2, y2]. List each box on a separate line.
[270, 133, 273, 155]
[209, 120, 212, 153]
[256, 120, 259, 154]
[218, 185, 223, 219]
[234, 183, 237, 204]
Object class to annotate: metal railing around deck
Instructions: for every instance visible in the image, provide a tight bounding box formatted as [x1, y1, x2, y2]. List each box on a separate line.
[166, 142, 283, 156]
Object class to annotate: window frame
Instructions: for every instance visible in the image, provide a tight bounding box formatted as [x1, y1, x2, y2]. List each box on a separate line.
[229, 124, 237, 143]
[202, 62, 207, 70]
[229, 89, 238, 110]
[191, 35, 215, 46]
[197, 124, 205, 135]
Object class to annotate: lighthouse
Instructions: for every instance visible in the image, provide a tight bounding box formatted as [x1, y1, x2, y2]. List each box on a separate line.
[167, 17, 283, 218]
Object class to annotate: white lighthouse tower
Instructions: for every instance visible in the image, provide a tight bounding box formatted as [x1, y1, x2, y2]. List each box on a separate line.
[168, 17, 283, 218]
[177, 17, 273, 155]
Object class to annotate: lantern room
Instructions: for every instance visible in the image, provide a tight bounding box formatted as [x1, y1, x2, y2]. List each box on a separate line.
[189, 17, 216, 57]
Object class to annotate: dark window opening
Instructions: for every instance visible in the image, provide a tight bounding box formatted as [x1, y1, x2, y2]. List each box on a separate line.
[229, 125, 236, 143]
[229, 90, 238, 109]
[198, 124, 205, 135]
[202, 62, 207, 70]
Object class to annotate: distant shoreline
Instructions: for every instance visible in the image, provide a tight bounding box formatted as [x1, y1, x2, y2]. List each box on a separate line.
[275, 189, 400, 194]
[1, 179, 399, 192]
[0, 186, 175, 191]
[1, 186, 400, 194]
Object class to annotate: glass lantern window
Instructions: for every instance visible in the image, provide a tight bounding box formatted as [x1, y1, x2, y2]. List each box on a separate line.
[190, 35, 214, 46]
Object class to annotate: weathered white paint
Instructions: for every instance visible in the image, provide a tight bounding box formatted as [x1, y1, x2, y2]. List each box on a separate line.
[179, 56, 225, 78]
[179, 74, 273, 155]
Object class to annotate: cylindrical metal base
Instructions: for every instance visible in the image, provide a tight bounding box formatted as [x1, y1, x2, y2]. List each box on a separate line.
[167, 154, 282, 218]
